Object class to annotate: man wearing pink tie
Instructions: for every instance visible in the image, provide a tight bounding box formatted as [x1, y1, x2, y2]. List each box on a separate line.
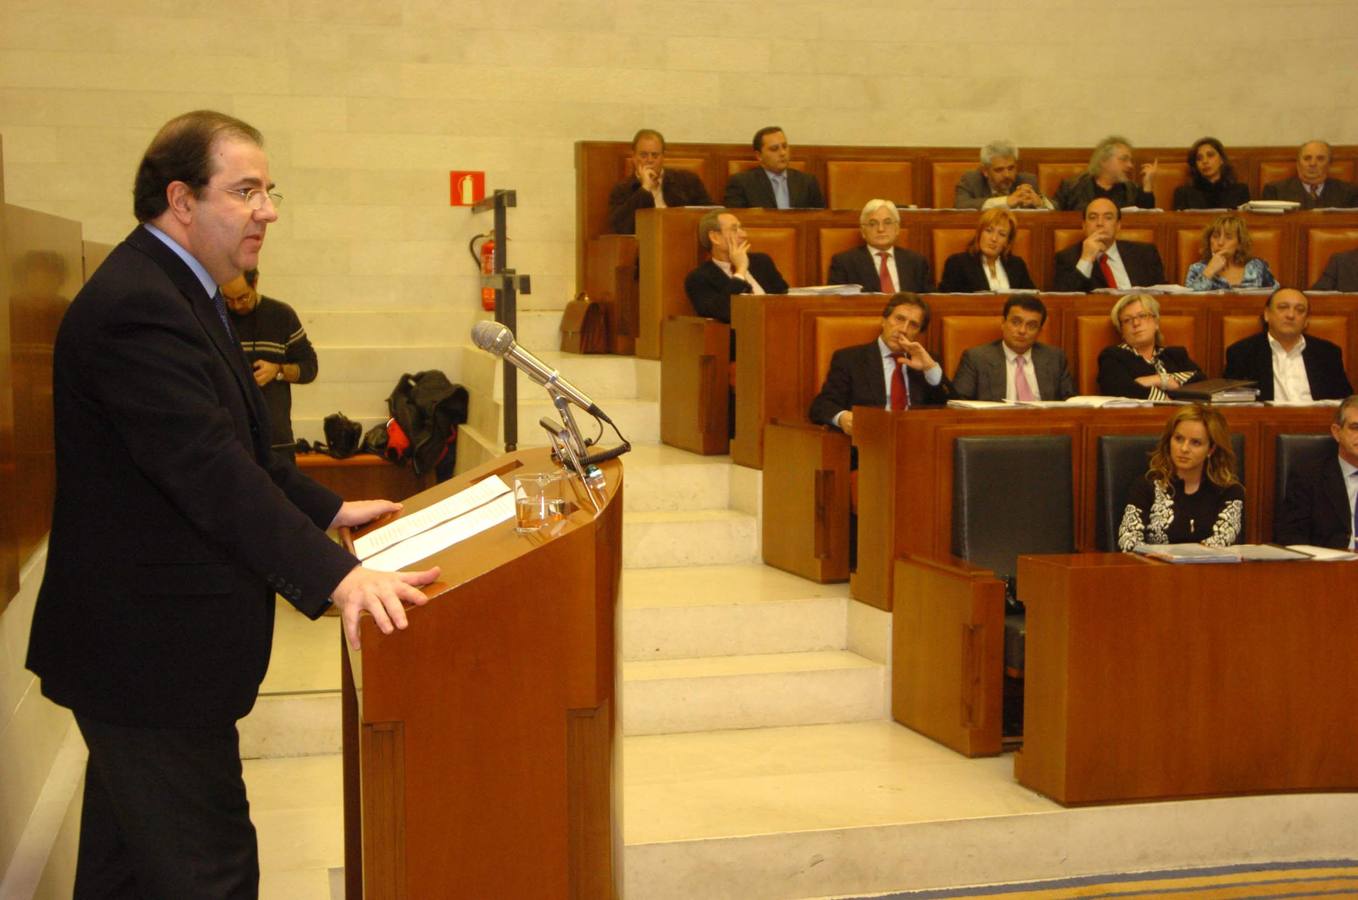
[826, 199, 934, 293]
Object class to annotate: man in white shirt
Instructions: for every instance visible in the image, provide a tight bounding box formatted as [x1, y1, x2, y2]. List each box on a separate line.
[1051, 198, 1166, 291]
[951, 295, 1077, 401]
[1276, 394, 1358, 549]
[1223, 288, 1354, 402]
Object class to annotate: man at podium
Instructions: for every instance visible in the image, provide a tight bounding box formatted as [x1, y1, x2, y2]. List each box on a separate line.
[26, 110, 440, 899]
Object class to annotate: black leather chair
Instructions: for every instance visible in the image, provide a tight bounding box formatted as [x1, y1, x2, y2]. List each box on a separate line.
[1275, 433, 1334, 512]
[952, 435, 1074, 734]
[1096, 432, 1247, 551]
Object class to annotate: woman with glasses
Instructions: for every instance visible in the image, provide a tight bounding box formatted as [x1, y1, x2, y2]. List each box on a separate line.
[1183, 212, 1277, 291]
[938, 207, 1037, 292]
[1097, 293, 1204, 400]
[1117, 404, 1244, 550]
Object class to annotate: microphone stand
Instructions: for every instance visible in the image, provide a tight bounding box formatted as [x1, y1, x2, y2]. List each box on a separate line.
[540, 388, 604, 513]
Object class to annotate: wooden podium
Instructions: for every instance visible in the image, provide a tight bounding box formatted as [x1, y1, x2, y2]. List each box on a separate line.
[340, 449, 622, 899]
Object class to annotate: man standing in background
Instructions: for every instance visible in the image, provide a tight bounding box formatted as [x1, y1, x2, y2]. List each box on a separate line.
[222, 268, 318, 461]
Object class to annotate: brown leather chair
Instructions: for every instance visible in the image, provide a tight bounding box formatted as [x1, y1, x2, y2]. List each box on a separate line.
[1222, 314, 1349, 369]
[1038, 162, 1087, 202]
[1053, 228, 1157, 253]
[1258, 159, 1355, 187]
[660, 316, 730, 455]
[825, 161, 913, 211]
[931, 228, 1034, 281]
[1074, 314, 1197, 394]
[745, 227, 801, 288]
[1305, 228, 1358, 288]
[930, 161, 978, 209]
[811, 316, 883, 400]
[1174, 226, 1282, 284]
[1150, 161, 1191, 210]
[818, 227, 911, 283]
[939, 315, 1004, 379]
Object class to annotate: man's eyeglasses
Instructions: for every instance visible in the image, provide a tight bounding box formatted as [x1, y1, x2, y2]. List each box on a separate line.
[213, 186, 283, 210]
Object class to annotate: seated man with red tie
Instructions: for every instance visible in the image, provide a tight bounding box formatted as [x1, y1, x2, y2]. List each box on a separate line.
[1052, 197, 1166, 292]
[808, 293, 952, 436]
[826, 199, 934, 293]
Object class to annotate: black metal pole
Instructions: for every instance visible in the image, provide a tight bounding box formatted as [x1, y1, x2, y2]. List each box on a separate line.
[473, 190, 522, 452]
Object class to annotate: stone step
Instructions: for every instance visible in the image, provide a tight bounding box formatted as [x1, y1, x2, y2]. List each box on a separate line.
[470, 396, 660, 449]
[622, 564, 848, 661]
[623, 509, 758, 569]
[617, 444, 732, 513]
[621, 650, 884, 736]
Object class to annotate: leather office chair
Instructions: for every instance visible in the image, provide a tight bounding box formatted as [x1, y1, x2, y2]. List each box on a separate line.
[1174, 227, 1282, 284]
[1274, 434, 1335, 521]
[1257, 159, 1355, 189]
[952, 434, 1074, 734]
[825, 161, 913, 211]
[939, 315, 1003, 381]
[818, 227, 911, 284]
[1150, 162, 1190, 211]
[1074, 314, 1198, 396]
[931, 229, 1034, 285]
[1096, 432, 1248, 551]
[1037, 162, 1086, 203]
[1304, 228, 1358, 288]
[929, 161, 978, 209]
[743, 226, 801, 288]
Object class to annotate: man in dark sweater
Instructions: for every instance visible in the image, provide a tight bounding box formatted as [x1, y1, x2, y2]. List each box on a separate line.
[222, 268, 318, 459]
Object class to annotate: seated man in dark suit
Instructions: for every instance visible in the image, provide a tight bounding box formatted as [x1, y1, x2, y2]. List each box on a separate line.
[953, 140, 1052, 210]
[1275, 395, 1358, 549]
[683, 209, 788, 324]
[808, 293, 951, 435]
[1224, 288, 1353, 402]
[952, 295, 1076, 401]
[826, 199, 933, 292]
[607, 128, 712, 234]
[1054, 135, 1157, 211]
[1052, 198, 1166, 291]
[1262, 140, 1358, 209]
[1312, 247, 1358, 291]
[722, 126, 825, 209]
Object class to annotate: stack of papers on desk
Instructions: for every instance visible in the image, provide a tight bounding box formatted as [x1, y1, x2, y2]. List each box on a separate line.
[353, 475, 515, 572]
[946, 396, 1151, 410]
[788, 284, 862, 295]
[1286, 544, 1358, 561]
[1133, 543, 1314, 563]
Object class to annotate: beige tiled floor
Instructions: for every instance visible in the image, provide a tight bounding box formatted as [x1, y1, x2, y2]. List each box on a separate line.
[245, 755, 344, 900]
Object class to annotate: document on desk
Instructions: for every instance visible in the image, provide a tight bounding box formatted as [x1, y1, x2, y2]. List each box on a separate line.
[1286, 544, 1358, 561]
[353, 475, 515, 570]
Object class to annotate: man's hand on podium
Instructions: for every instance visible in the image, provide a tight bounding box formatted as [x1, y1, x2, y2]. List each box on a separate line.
[332, 564, 440, 650]
[330, 498, 403, 530]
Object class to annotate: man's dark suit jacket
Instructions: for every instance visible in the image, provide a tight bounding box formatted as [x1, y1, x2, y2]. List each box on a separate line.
[1052, 240, 1166, 292]
[26, 226, 356, 728]
[1312, 248, 1358, 291]
[606, 168, 712, 234]
[1274, 451, 1355, 549]
[809, 341, 951, 428]
[952, 170, 1043, 209]
[1262, 176, 1358, 209]
[951, 340, 1076, 401]
[1054, 174, 1155, 211]
[684, 253, 788, 324]
[938, 252, 1037, 292]
[1223, 330, 1353, 401]
[827, 246, 934, 292]
[723, 167, 826, 209]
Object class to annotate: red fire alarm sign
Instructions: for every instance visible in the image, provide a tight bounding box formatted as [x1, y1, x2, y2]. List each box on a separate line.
[450, 171, 486, 206]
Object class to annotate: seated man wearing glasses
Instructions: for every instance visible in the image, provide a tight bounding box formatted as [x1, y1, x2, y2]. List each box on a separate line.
[951, 295, 1076, 401]
[827, 199, 933, 292]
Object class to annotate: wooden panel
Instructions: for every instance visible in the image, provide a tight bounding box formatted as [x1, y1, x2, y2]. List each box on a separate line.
[296, 452, 433, 501]
[893, 555, 1005, 757]
[584, 235, 638, 354]
[825, 160, 913, 210]
[0, 195, 15, 607]
[660, 316, 729, 455]
[939, 315, 1004, 380]
[812, 315, 880, 398]
[761, 422, 850, 582]
[1016, 554, 1358, 804]
[1149, 161, 1190, 211]
[727, 158, 808, 177]
[745, 226, 800, 287]
[361, 722, 407, 900]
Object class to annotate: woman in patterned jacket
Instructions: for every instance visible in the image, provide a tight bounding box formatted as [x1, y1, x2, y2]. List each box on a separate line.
[1118, 404, 1245, 550]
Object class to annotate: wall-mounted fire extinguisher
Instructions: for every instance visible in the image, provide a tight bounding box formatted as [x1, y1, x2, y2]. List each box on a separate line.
[469, 231, 496, 311]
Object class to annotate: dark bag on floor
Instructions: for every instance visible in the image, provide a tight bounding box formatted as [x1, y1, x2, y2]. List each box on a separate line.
[560, 292, 608, 354]
[322, 412, 363, 459]
[387, 371, 469, 480]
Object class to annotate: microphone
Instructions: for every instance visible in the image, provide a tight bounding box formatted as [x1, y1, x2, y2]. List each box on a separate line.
[471, 321, 606, 420]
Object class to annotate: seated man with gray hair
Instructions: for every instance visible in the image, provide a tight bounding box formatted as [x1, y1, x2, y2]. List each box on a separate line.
[826, 199, 933, 292]
[1055, 135, 1158, 211]
[954, 140, 1052, 210]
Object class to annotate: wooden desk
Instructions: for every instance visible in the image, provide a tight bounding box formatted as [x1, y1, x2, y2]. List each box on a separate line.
[1016, 553, 1358, 805]
[853, 405, 1337, 612]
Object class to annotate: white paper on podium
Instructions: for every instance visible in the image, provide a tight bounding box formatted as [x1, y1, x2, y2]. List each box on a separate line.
[353, 475, 513, 565]
[361, 491, 516, 572]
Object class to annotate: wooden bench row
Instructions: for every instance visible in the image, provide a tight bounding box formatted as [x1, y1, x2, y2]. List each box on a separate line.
[627, 207, 1358, 359]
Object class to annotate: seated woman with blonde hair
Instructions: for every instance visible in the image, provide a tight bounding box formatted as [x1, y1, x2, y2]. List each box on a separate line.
[938, 207, 1037, 292]
[1097, 293, 1205, 400]
[1117, 404, 1245, 550]
[1184, 213, 1277, 291]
